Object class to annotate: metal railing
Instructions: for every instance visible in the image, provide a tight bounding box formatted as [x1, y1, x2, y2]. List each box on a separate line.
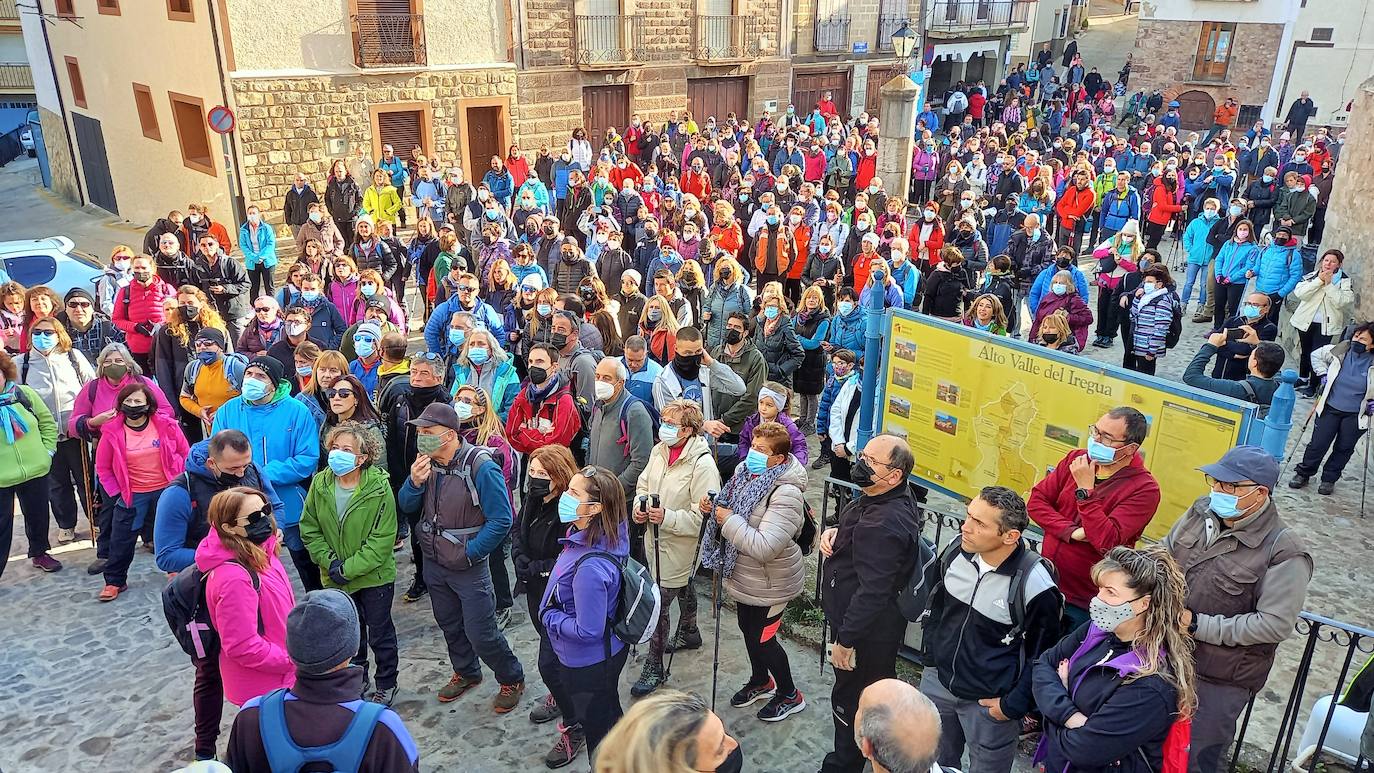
[575, 14, 645, 67]
[927, 0, 1031, 31]
[0, 0, 19, 22]
[814, 15, 851, 53]
[694, 14, 760, 62]
[876, 14, 909, 52]
[350, 13, 427, 68]
[0, 126, 25, 168]
[0, 63, 32, 91]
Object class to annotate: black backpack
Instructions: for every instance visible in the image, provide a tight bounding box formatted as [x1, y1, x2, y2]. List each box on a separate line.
[162, 558, 260, 660]
[922, 537, 1062, 644]
[1164, 293, 1184, 349]
[896, 534, 939, 622]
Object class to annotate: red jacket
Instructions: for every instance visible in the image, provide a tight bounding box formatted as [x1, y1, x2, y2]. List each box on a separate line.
[905, 220, 946, 265]
[817, 99, 838, 118]
[112, 277, 177, 355]
[1027, 449, 1162, 609]
[1146, 178, 1183, 226]
[507, 154, 531, 189]
[1055, 184, 1096, 231]
[680, 170, 712, 202]
[854, 153, 878, 191]
[504, 380, 582, 454]
[969, 91, 987, 120]
[709, 221, 742, 257]
[609, 163, 644, 192]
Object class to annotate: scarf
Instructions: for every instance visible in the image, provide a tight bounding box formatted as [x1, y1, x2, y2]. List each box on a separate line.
[527, 372, 563, 404]
[0, 384, 32, 443]
[699, 459, 791, 579]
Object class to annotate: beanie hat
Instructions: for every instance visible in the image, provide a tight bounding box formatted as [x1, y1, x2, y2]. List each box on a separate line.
[355, 321, 384, 342]
[286, 589, 360, 676]
[248, 354, 286, 386]
[64, 287, 95, 305]
[194, 327, 228, 350]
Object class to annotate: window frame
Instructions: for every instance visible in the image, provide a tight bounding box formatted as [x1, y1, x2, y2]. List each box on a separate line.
[1192, 21, 1237, 82]
[168, 91, 216, 176]
[97, 0, 121, 15]
[167, 0, 195, 22]
[55, 0, 76, 16]
[64, 56, 86, 109]
[133, 83, 161, 141]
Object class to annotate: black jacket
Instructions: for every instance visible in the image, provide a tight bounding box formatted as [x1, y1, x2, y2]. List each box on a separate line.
[756, 315, 805, 388]
[325, 177, 362, 222]
[513, 494, 565, 584]
[191, 252, 252, 320]
[284, 185, 319, 228]
[225, 666, 419, 772]
[143, 218, 181, 256]
[822, 482, 925, 647]
[922, 267, 968, 318]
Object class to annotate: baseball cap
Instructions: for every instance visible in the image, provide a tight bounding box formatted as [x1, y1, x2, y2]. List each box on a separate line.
[408, 402, 460, 431]
[1199, 445, 1279, 491]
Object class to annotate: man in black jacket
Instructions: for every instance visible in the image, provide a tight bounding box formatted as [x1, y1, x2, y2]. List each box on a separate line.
[818, 433, 925, 773]
[919, 486, 1062, 773]
[283, 172, 319, 239]
[189, 233, 252, 342]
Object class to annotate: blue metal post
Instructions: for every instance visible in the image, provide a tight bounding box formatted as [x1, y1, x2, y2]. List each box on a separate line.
[856, 282, 887, 451]
[1257, 368, 1300, 460]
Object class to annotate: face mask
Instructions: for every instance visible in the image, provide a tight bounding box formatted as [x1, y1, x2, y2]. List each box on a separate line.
[119, 402, 150, 420]
[838, 300, 854, 316]
[1236, 230, 1250, 241]
[1206, 489, 1245, 519]
[536, 303, 553, 318]
[1203, 209, 1219, 220]
[242, 378, 271, 402]
[103, 362, 129, 381]
[309, 212, 323, 224]
[673, 353, 702, 380]
[1229, 204, 1244, 217]
[1042, 333, 1060, 344]
[243, 511, 274, 545]
[527, 365, 549, 386]
[448, 329, 466, 347]
[1353, 341, 1370, 355]
[657, 422, 683, 446]
[361, 283, 377, 297]
[189, 214, 202, 224]
[922, 210, 936, 221]
[355, 339, 376, 358]
[1089, 595, 1138, 633]
[1241, 304, 1261, 320]
[558, 491, 583, 523]
[453, 401, 474, 421]
[416, 431, 448, 456]
[856, 221, 870, 232]
[1262, 175, 1274, 183]
[850, 457, 878, 488]
[31, 332, 56, 351]
[744, 448, 770, 475]
[468, 346, 491, 365]
[296, 364, 313, 377]
[1085, 436, 1120, 464]
[132, 269, 152, 283]
[180, 305, 200, 321]
[113, 259, 131, 273]
[763, 306, 780, 320]
[195, 351, 220, 365]
[327, 449, 359, 476]
[1051, 284, 1067, 296]
[302, 290, 321, 303]
[550, 332, 569, 351]
[594, 380, 616, 402]
[527, 477, 552, 501]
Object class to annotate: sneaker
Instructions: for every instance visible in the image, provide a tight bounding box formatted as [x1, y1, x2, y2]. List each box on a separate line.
[143, 541, 155, 553]
[757, 690, 807, 722]
[1289, 474, 1310, 489]
[402, 580, 428, 603]
[1192, 314, 1211, 324]
[529, 692, 562, 724]
[1318, 481, 1336, 495]
[56, 528, 76, 545]
[368, 685, 398, 706]
[729, 677, 775, 708]
[494, 681, 525, 714]
[86, 558, 108, 575]
[544, 723, 586, 769]
[394, 538, 405, 551]
[98, 584, 126, 602]
[495, 607, 512, 631]
[31, 554, 63, 573]
[810, 454, 831, 470]
[665, 628, 703, 653]
[437, 672, 483, 702]
[630, 659, 665, 698]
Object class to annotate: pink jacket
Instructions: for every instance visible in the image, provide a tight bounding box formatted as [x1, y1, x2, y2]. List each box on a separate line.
[94, 412, 190, 505]
[68, 374, 175, 442]
[195, 530, 296, 705]
[347, 288, 406, 328]
[328, 275, 361, 325]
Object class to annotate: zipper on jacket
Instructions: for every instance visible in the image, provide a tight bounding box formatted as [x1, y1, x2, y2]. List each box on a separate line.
[947, 568, 987, 692]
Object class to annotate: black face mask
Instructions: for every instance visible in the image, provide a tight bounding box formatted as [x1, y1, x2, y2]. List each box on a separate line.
[528, 477, 552, 500]
[673, 353, 703, 380]
[1353, 341, 1369, 355]
[244, 509, 274, 545]
[715, 744, 744, 773]
[528, 366, 549, 385]
[850, 457, 878, 488]
[1056, 257, 1072, 269]
[550, 333, 569, 351]
[724, 329, 744, 346]
[181, 305, 200, 321]
[1042, 333, 1060, 345]
[119, 403, 151, 420]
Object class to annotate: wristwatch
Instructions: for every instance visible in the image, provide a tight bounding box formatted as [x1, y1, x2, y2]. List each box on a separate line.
[1075, 487, 1091, 501]
[1187, 612, 1199, 635]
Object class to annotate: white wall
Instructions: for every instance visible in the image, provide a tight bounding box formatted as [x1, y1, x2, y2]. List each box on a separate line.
[18, 7, 59, 110]
[1141, 0, 1298, 24]
[1287, 0, 1374, 126]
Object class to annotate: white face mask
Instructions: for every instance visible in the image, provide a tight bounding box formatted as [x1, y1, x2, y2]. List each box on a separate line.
[594, 380, 615, 402]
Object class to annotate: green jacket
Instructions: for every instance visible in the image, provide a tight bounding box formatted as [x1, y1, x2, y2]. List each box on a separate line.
[299, 464, 398, 592]
[0, 384, 58, 488]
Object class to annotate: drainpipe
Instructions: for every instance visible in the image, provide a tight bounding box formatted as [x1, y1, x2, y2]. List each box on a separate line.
[35, 0, 85, 206]
[205, 0, 247, 226]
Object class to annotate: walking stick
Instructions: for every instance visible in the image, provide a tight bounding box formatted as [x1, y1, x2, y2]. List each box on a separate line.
[1362, 430, 1370, 519]
[702, 489, 723, 712]
[1279, 403, 1318, 480]
[79, 439, 98, 547]
[666, 492, 714, 682]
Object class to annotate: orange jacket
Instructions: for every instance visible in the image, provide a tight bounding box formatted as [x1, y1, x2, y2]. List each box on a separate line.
[1213, 102, 1239, 127]
[1055, 184, 1096, 230]
[787, 224, 811, 279]
[709, 221, 743, 257]
[752, 228, 797, 276]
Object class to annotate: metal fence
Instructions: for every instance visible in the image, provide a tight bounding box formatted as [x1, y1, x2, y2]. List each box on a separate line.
[927, 0, 1031, 31]
[694, 15, 759, 62]
[0, 126, 24, 168]
[351, 13, 427, 68]
[575, 15, 645, 66]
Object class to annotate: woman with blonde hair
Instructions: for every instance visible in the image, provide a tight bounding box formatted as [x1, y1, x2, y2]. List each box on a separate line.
[962, 293, 1009, 335]
[96, 245, 135, 314]
[677, 259, 706, 326]
[1037, 309, 1080, 354]
[702, 255, 752, 349]
[1032, 545, 1196, 773]
[154, 285, 228, 438]
[641, 294, 681, 365]
[349, 267, 403, 329]
[301, 349, 349, 416]
[1030, 268, 1093, 350]
[594, 690, 741, 773]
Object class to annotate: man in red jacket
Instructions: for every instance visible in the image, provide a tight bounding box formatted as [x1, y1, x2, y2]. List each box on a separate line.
[504, 344, 582, 454]
[1027, 407, 1161, 627]
[679, 158, 712, 202]
[1054, 168, 1096, 257]
[111, 254, 177, 372]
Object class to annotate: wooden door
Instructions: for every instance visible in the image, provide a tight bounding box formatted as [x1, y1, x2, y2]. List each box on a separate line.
[72, 113, 118, 215]
[465, 105, 503, 177]
[1175, 90, 1216, 131]
[793, 70, 850, 119]
[687, 76, 749, 123]
[865, 65, 905, 114]
[582, 85, 630, 148]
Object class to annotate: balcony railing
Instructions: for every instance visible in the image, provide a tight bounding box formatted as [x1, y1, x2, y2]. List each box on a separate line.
[694, 15, 760, 62]
[0, 64, 33, 91]
[928, 0, 1032, 32]
[876, 14, 909, 51]
[814, 15, 851, 53]
[0, 0, 19, 23]
[575, 15, 645, 68]
[351, 13, 427, 68]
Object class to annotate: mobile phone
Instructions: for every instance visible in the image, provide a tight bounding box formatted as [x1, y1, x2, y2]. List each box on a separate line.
[825, 642, 857, 668]
[1226, 327, 1246, 341]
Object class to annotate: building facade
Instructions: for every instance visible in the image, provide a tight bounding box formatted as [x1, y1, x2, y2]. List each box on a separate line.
[0, 0, 35, 135]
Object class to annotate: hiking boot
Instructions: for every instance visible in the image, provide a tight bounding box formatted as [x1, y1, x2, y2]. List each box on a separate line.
[544, 723, 586, 769]
[437, 672, 483, 702]
[757, 690, 806, 722]
[98, 584, 125, 602]
[529, 692, 562, 724]
[630, 659, 665, 698]
[368, 685, 398, 706]
[1318, 481, 1336, 495]
[495, 607, 512, 631]
[1192, 314, 1211, 324]
[729, 677, 775, 708]
[1289, 474, 1310, 489]
[31, 554, 62, 573]
[494, 681, 525, 714]
[56, 528, 76, 545]
[86, 558, 108, 575]
[665, 628, 703, 653]
[402, 579, 428, 603]
[810, 454, 831, 470]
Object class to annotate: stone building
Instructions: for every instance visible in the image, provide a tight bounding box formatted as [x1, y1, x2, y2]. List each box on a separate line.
[1321, 76, 1372, 319]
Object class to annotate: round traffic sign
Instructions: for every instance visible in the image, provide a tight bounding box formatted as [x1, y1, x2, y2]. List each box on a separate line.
[207, 105, 236, 135]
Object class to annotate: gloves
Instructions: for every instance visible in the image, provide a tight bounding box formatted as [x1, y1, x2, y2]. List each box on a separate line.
[1365, 400, 1374, 417]
[328, 559, 348, 586]
[513, 553, 532, 579]
[135, 322, 155, 336]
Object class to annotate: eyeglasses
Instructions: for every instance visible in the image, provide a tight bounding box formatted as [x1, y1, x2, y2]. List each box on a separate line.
[1205, 475, 1260, 495]
[254, 306, 274, 313]
[1087, 425, 1128, 447]
[458, 285, 478, 293]
[354, 336, 377, 345]
[325, 388, 355, 399]
[66, 301, 92, 309]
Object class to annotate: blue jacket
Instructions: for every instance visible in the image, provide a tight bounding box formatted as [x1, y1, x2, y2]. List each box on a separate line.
[826, 306, 864, 353]
[510, 262, 549, 289]
[517, 179, 552, 211]
[1182, 215, 1215, 266]
[154, 440, 284, 573]
[398, 440, 512, 564]
[1254, 241, 1303, 296]
[622, 356, 662, 404]
[1120, 151, 1154, 184]
[424, 296, 507, 354]
[540, 521, 630, 668]
[452, 358, 521, 422]
[238, 222, 278, 270]
[1028, 265, 1090, 315]
[772, 148, 804, 175]
[483, 170, 515, 208]
[1213, 240, 1260, 283]
[816, 372, 850, 439]
[209, 384, 321, 537]
[1200, 169, 1236, 207]
[378, 156, 407, 189]
[298, 296, 347, 349]
[410, 178, 446, 222]
[890, 261, 920, 307]
[1098, 187, 1141, 232]
[552, 158, 576, 202]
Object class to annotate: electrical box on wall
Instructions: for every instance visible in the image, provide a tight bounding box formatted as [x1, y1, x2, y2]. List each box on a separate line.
[763, 99, 778, 113]
[326, 137, 348, 156]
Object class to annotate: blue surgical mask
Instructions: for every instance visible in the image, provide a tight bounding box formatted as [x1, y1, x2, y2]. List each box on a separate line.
[196, 351, 220, 365]
[31, 332, 57, 351]
[302, 290, 321, 302]
[355, 339, 376, 358]
[1029, 228, 1042, 241]
[767, 215, 779, 226]
[242, 378, 271, 402]
[360, 283, 377, 297]
[455, 401, 474, 420]
[1051, 284, 1067, 296]
[745, 448, 770, 475]
[1085, 437, 1119, 464]
[1262, 175, 1274, 183]
[1229, 204, 1243, 217]
[558, 491, 583, 523]
[468, 347, 489, 365]
[659, 424, 680, 445]
[537, 303, 552, 317]
[448, 329, 466, 346]
[327, 449, 359, 476]
[763, 306, 780, 320]
[1208, 490, 1240, 519]
[838, 300, 854, 316]
[1241, 304, 1261, 319]
[296, 365, 313, 377]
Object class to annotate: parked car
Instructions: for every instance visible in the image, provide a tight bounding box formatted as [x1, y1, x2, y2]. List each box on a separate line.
[0, 237, 105, 298]
[20, 127, 34, 157]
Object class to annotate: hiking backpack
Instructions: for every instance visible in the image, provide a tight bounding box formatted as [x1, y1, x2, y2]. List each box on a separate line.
[571, 550, 662, 650]
[926, 536, 1062, 646]
[616, 393, 660, 458]
[257, 687, 386, 773]
[162, 558, 260, 660]
[896, 534, 940, 622]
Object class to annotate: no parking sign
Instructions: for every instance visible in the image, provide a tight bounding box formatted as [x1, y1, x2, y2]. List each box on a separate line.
[207, 105, 235, 135]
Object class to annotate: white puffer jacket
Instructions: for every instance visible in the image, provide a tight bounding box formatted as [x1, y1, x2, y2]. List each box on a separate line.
[636, 434, 721, 589]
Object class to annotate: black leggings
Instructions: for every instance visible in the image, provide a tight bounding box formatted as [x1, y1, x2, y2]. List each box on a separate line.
[1297, 322, 1332, 383]
[736, 602, 795, 696]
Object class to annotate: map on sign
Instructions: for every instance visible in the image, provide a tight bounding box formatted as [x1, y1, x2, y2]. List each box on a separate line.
[879, 311, 1255, 539]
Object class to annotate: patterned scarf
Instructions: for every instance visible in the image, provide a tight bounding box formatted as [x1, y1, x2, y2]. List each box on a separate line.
[699, 460, 791, 579]
[0, 384, 32, 443]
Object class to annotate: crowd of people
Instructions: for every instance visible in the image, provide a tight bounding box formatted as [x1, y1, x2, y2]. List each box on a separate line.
[0, 39, 1352, 773]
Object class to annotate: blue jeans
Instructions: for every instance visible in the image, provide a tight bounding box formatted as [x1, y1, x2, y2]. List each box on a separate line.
[1180, 262, 1208, 307]
[105, 489, 162, 587]
[424, 557, 525, 686]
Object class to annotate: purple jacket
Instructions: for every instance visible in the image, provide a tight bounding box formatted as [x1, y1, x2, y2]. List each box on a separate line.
[540, 520, 630, 667]
[736, 412, 809, 465]
[328, 275, 362, 326]
[912, 149, 940, 182]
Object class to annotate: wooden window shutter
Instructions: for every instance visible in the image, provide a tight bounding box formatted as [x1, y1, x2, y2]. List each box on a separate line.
[377, 110, 424, 157]
[357, 0, 414, 13]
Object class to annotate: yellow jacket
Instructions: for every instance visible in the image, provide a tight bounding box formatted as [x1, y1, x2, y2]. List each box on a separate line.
[362, 184, 403, 224]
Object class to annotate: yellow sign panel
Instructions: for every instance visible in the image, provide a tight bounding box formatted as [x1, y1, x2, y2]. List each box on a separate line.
[880, 313, 1253, 540]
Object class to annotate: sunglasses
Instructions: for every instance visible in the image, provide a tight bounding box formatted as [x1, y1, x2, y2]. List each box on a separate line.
[66, 301, 92, 309]
[325, 388, 355, 399]
[254, 306, 274, 313]
[458, 285, 478, 293]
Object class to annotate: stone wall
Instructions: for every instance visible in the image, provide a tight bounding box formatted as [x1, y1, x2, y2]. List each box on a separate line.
[1324, 76, 1373, 319]
[1130, 19, 1282, 109]
[230, 70, 517, 229]
[38, 107, 80, 207]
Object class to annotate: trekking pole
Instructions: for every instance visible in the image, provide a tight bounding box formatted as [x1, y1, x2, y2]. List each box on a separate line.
[666, 491, 714, 682]
[1362, 431, 1370, 519]
[1278, 403, 1318, 480]
[79, 439, 97, 547]
[703, 489, 723, 712]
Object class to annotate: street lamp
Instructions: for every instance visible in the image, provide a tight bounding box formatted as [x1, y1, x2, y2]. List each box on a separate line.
[891, 22, 917, 60]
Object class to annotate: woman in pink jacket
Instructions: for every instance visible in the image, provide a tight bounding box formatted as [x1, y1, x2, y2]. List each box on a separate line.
[327, 255, 363, 325]
[194, 486, 297, 706]
[68, 343, 175, 442]
[93, 382, 189, 601]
